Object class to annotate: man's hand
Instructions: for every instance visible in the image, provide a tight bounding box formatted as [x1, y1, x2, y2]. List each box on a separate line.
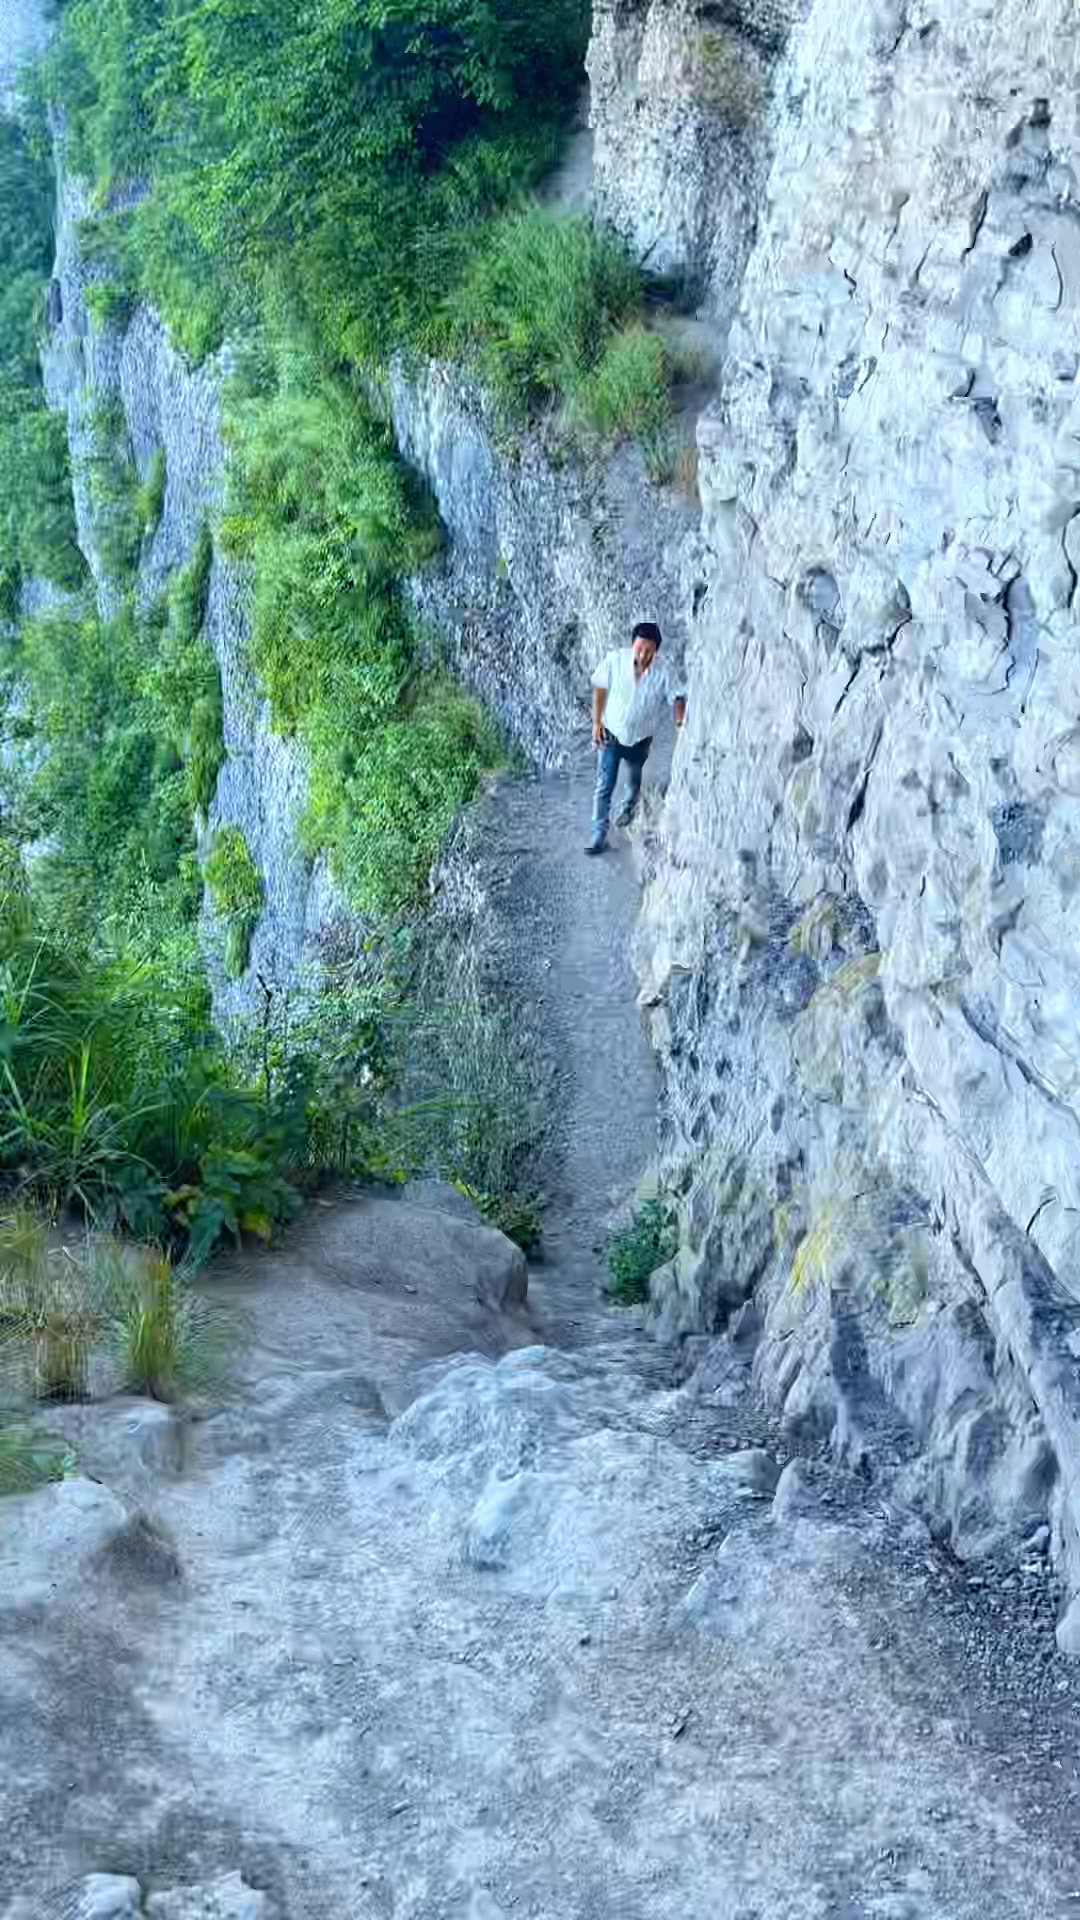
[592, 719, 606, 747]
[674, 697, 687, 730]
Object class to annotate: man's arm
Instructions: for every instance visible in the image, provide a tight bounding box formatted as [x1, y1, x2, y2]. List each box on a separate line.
[591, 652, 612, 746]
[674, 695, 687, 729]
[592, 684, 608, 745]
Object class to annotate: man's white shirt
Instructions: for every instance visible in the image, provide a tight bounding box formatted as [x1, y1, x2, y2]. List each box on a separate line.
[592, 648, 685, 748]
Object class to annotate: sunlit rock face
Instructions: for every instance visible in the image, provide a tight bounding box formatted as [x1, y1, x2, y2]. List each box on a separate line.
[632, 0, 1080, 1605]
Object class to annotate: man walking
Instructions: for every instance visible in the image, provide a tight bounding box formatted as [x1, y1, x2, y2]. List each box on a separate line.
[586, 622, 686, 855]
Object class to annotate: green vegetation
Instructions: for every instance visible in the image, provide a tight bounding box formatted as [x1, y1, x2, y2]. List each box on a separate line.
[147, 522, 224, 815]
[0, 1423, 74, 1494]
[0, 918, 372, 1260]
[8, 600, 205, 945]
[0, 1215, 233, 1417]
[606, 1200, 677, 1305]
[102, 1244, 232, 1401]
[81, 395, 144, 584]
[83, 280, 138, 332]
[138, 445, 167, 540]
[46, 0, 590, 365]
[0, 117, 84, 615]
[399, 962, 550, 1256]
[204, 825, 262, 980]
[222, 342, 501, 914]
[576, 324, 673, 475]
[441, 209, 672, 448]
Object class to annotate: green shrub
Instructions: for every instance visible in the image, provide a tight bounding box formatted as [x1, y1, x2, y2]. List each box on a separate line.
[605, 1200, 677, 1305]
[438, 210, 674, 455]
[11, 603, 205, 942]
[204, 825, 263, 980]
[441, 209, 643, 416]
[575, 324, 671, 445]
[0, 928, 309, 1260]
[307, 678, 502, 917]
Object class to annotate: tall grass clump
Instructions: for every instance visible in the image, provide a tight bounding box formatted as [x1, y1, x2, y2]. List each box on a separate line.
[394, 903, 553, 1254]
[99, 1243, 232, 1402]
[574, 323, 673, 470]
[0, 1212, 100, 1400]
[440, 209, 672, 450]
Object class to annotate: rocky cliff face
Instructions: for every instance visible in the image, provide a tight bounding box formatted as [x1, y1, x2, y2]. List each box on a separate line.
[629, 0, 1080, 1640]
[389, 360, 696, 763]
[587, 0, 799, 329]
[37, 139, 343, 1025]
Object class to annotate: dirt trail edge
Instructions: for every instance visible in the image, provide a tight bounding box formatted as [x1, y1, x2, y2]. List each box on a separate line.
[5, 743, 1080, 1920]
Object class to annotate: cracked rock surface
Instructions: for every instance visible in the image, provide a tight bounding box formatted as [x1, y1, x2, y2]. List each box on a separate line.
[633, 0, 1080, 1622]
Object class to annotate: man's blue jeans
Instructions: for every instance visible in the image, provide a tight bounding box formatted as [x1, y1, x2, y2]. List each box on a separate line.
[591, 731, 652, 844]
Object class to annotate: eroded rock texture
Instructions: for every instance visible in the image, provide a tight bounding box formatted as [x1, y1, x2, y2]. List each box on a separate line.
[390, 360, 695, 763]
[588, 0, 800, 326]
[636, 0, 1080, 1622]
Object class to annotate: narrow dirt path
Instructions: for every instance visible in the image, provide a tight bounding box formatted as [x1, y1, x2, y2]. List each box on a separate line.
[460, 735, 669, 1348]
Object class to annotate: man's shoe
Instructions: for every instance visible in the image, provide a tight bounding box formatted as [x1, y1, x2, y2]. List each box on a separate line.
[615, 806, 637, 829]
[584, 836, 606, 856]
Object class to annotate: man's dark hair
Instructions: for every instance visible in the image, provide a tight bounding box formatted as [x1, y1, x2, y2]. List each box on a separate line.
[632, 621, 663, 648]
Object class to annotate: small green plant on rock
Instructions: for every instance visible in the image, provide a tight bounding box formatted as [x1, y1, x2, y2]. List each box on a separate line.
[82, 396, 143, 584]
[143, 524, 224, 814]
[204, 825, 263, 980]
[605, 1199, 677, 1305]
[84, 281, 138, 333]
